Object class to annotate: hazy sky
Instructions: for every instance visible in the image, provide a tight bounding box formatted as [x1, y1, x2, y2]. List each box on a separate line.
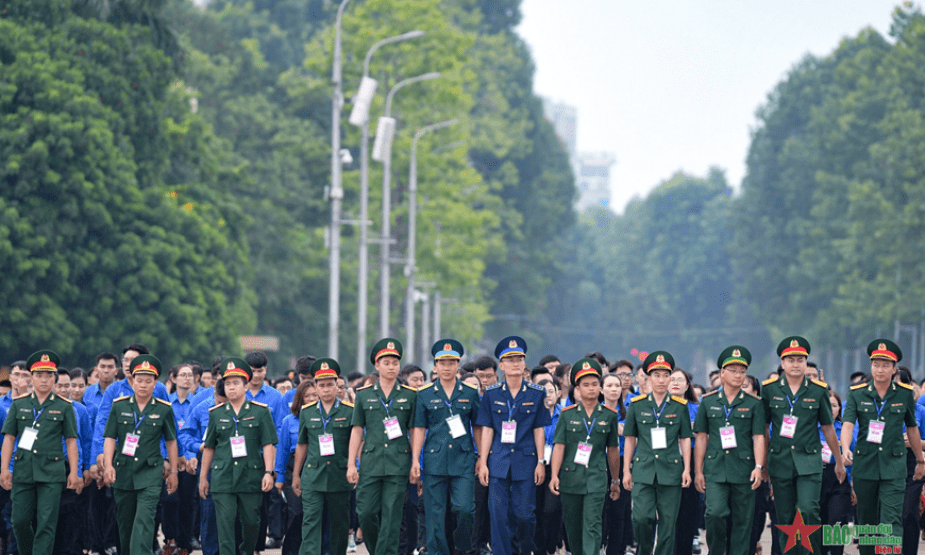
[517, 0, 904, 212]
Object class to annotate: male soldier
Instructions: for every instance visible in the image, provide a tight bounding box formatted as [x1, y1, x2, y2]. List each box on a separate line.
[411, 339, 482, 555]
[102, 354, 179, 555]
[693, 346, 765, 555]
[348, 338, 417, 555]
[199, 357, 278, 555]
[0, 350, 81, 555]
[622, 351, 692, 555]
[475, 336, 550, 555]
[292, 358, 354, 555]
[762, 336, 845, 555]
[841, 339, 924, 555]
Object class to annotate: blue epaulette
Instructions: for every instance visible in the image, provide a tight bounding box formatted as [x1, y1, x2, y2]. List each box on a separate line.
[485, 383, 502, 391]
[527, 382, 544, 391]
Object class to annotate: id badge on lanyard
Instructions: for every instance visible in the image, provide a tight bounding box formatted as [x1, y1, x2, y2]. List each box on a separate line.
[501, 399, 518, 443]
[230, 417, 247, 458]
[574, 442, 592, 465]
[19, 407, 44, 450]
[380, 397, 403, 439]
[719, 406, 737, 449]
[868, 399, 886, 444]
[651, 402, 668, 449]
[319, 434, 335, 456]
[780, 394, 799, 439]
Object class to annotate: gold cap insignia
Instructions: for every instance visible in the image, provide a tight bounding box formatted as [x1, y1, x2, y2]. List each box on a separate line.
[732, 349, 741, 357]
[320, 362, 330, 370]
[790, 339, 799, 348]
[387, 342, 395, 350]
[444, 343, 452, 351]
[41, 354, 50, 362]
[141, 361, 151, 369]
[582, 361, 591, 370]
[879, 343, 886, 351]
[656, 354, 665, 362]
[227, 361, 235, 370]
[509, 340, 517, 348]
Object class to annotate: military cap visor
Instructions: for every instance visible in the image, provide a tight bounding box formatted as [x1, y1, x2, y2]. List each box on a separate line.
[221, 356, 252, 382]
[777, 336, 810, 358]
[718, 346, 752, 369]
[643, 351, 675, 374]
[494, 336, 527, 359]
[26, 350, 60, 373]
[370, 338, 403, 365]
[432, 339, 464, 360]
[571, 358, 603, 387]
[130, 354, 162, 378]
[311, 357, 341, 380]
[868, 339, 902, 363]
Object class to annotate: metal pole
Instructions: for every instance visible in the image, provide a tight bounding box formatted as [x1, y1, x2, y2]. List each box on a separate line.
[421, 292, 430, 364]
[328, 0, 350, 359]
[434, 290, 441, 342]
[378, 72, 441, 339]
[356, 31, 424, 374]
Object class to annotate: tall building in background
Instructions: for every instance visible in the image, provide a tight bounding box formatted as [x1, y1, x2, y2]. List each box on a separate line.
[541, 97, 615, 211]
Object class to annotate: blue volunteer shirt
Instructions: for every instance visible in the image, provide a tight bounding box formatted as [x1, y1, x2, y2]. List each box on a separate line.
[246, 383, 286, 431]
[170, 391, 196, 459]
[179, 395, 216, 462]
[274, 413, 300, 482]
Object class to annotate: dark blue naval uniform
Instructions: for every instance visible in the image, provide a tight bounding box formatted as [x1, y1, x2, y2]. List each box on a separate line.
[475, 381, 550, 555]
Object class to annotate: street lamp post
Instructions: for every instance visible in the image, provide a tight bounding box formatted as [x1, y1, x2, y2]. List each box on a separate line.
[404, 119, 458, 361]
[375, 72, 441, 339]
[350, 30, 425, 375]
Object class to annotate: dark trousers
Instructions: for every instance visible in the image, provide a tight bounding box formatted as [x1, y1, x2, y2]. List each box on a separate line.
[903, 450, 925, 555]
[750, 480, 781, 555]
[200, 490, 219, 555]
[423, 474, 474, 555]
[488, 476, 536, 555]
[471, 480, 491, 554]
[820, 463, 851, 555]
[604, 476, 631, 555]
[770, 473, 823, 555]
[535, 464, 562, 555]
[53, 484, 83, 555]
[114, 485, 161, 555]
[673, 485, 700, 555]
[281, 481, 303, 555]
[162, 472, 197, 550]
[88, 484, 120, 553]
[399, 482, 419, 555]
[255, 489, 283, 550]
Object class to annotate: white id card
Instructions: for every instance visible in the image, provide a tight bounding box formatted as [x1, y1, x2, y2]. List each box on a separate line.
[719, 426, 737, 449]
[820, 443, 832, 462]
[574, 442, 592, 466]
[867, 421, 885, 444]
[384, 417, 403, 440]
[18, 427, 38, 450]
[446, 414, 466, 438]
[231, 436, 247, 458]
[780, 415, 798, 438]
[544, 444, 552, 464]
[122, 433, 140, 456]
[651, 426, 667, 450]
[319, 434, 335, 456]
[501, 420, 517, 443]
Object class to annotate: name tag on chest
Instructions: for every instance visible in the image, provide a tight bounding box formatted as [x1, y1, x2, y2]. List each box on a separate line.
[651, 426, 667, 450]
[231, 436, 247, 458]
[18, 427, 38, 450]
[719, 426, 737, 449]
[122, 433, 140, 456]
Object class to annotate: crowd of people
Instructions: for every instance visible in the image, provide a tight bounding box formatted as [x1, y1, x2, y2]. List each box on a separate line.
[0, 334, 924, 555]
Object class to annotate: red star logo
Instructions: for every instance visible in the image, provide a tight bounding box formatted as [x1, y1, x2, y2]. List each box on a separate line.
[776, 509, 822, 552]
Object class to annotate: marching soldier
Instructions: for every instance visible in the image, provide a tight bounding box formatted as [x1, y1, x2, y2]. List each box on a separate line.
[475, 336, 550, 555]
[199, 357, 278, 555]
[292, 358, 355, 555]
[762, 336, 845, 555]
[622, 351, 692, 555]
[841, 339, 924, 555]
[693, 346, 765, 555]
[548, 358, 621, 555]
[348, 339, 417, 555]
[102, 354, 179, 555]
[0, 350, 81, 555]
[410, 339, 482, 555]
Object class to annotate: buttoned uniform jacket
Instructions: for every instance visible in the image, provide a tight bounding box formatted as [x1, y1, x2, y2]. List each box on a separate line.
[474, 381, 551, 481]
[203, 400, 278, 493]
[413, 379, 481, 476]
[623, 393, 693, 485]
[843, 381, 917, 481]
[298, 399, 354, 492]
[761, 376, 833, 478]
[351, 382, 417, 477]
[103, 396, 177, 490]
[693, 389, 765, 484]
[552, 403, 620, 494]
[2, 392, 78, 484]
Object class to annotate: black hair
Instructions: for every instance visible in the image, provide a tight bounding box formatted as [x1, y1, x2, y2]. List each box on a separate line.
[745, 375, 761, 396]
[829, 389, 843, 422]
[851, 372, 868, 384]
[94, 353, 118, 366]
[10, 360, 26, 372]
[536, 378, 557, 391]
[122, 343, 149, 356]
[56, 367, 69, 382]
[188, 362, 203, 378]
[275, 376, 294, 387]
[895, 366, 913, 385]
[170, 363, 192, 378]
[0, 380, 10, 389]
[69, 368, 88, 382]
[245, 351, 269, 369]
[401, 365, 425, 379]
[295, 356, 317, 376]
[460, 361, 477, 374]
[214, 378, 225, 398]
[610, 359, 634, 372]
[806, 361, 818, 369]
[346, 371, 364, 382]
[584, 351, 608, 368]
[538, 354, 560, 367]
[530, 366, 553, 381]
[553, 363, 571, 380]
[461, 372, 479, 386]
[776, 366, 784, 376]
[474, 355, 497, 372]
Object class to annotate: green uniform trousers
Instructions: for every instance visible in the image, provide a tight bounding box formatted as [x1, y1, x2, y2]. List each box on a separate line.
[770, 473, 822, 555]
[704, 482, 755, 555]
[212, 492, 262, 555]
[11, 481, 62, 555]
[113, 485, 161, 555]
[356, 475, 408, 555]
[632, 480, 682, 555]
[422, 474, 475, 555]
[853, 477, 904, 555]
[301, 490, 351, 555]
[560, 492, 606, 555]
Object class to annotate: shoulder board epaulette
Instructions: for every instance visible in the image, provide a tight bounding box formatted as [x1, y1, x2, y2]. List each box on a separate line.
[60, 397, 72, 404]
[602, 404, 619, 414]
[631, 394, 647, 403]
[762, 377, 778, 386]
[810, 379, 828, 389]
[561, 404, 578, 411]
[251, 401, 268, 408]
[527, 382, 544, 391]
[14, 393, 30, 400]
[897, 381, 914, 391]
[671, 395, 688, 405]
[401, 384, 417, 392]
[113, 395, 131, 403]
[342, 401, 354, 408]
[155, 398, 171, 406]
[701, 389, 720, 398]
[302, 401, 318, 410]
[745, 391, 761, 400]
[486, 383, 502, 391]
[418, 382, 435, 390]
[462, 381, 479, 390]
[356, 384, 373, 391]
[850, 383, 867, 391]
[209, 403, 225, 411]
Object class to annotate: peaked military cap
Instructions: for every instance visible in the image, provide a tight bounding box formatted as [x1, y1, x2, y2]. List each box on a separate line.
[26, 350, 60, 373]
[221, 356, 252, 382]
[432, 339, 464, 360]
[571, 358, 603, 387]
[494, 336, 527, 359]
[867, 339, 902, 363]
[642, 351, 675, 374]
[130, 354, 162, 378]
[311, 357, 341, 380]
[370, 338, 403, 364]
[717, 346, 751, 369]
[777, 336, 810, 358]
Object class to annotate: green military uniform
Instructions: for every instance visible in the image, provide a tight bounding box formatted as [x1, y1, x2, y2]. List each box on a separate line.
[297, 358, 355, 555]
[1, 350, 78, 555]
[693, 346, 765, 555]
[624, 351, 693, 555]
[843, 340, 918, 555]
[353, 338, 417, 555]
[553, 359, 620, 555]
[103, 354, 178, 555]
[203, 357, 278, 555]
[762, 336, 834, 555]
[413, 339, 481, 555]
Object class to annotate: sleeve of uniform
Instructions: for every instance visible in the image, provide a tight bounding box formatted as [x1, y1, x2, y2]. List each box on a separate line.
[551, 415, 567, 445]
[470, 391, 481, 425]
[0, 406, 7, 432]
[817, 388, 834, 426]
[623, 403, 637, 437]
[905, 394, 919, 429]
[351, 394, 366, 427]
[103, 403, 120, 439]
[761, 388, 772, 424]
[412, 393, 428, 428]
[679, 404, 693, 439]
[203, 412, 218, 450]
[162, 407, 178, 442]
[535, 394, 552, 428]
[692, 402, 708, 434]
[297, 409, 309, 445]
[407, 391, 417, 428]
[842, 392, 858, 425]
[62, 402, 77, 439]
[1, 405, 16, 436]
[752, 401, 766, 436]
[275, 418, 292, 479]
[93, 386, 118, 459]
[607, 414, 620, 447]
[474, 392, 491, 428]
[260, 406, 279, 446]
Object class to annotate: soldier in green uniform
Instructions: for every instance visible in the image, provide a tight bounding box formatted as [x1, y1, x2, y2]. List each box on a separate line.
[841, 339, 924, 555]
[199, 357, 278, 555]
[693, 346, 765, 555]
[548, 358, 620, 555]
[622, 351, 692, 555]
[762, 336, 845, 555]
[292, 358, 355, 555]
[348, 338, 417, 555]
[0, 350, 81, 555]
[410, 339, 481, 555]
[102, 354, 179, 555]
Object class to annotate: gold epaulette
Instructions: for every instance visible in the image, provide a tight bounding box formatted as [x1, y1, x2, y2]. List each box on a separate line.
[401, 384, 417, 392]
[897, 381, 914, 391]
[745, 391, 761, 400]
[14, 393, 30, 400]
[561, 404, 578, 411]
[602, 404, 619, 414]
[418, 382, 435, 390]
[113, 395, 131, 403]
[701, 389, 720, 398]
[762, 376, 778, 386]
[60, 397, 73, 404]
[356, 384, 373, 391]
[209, 403, 225, 411]
[342, 401, 354, 407]
[810, 379, 828, 389]
[850, 383, 867, 391]
[155, 398, 171, 406]
[671, 395, 688, 406]
[251, 400, 268, 408]
[302, 401, 318, 409]
[462, 381, 479, 390]
[631, 394, 647, 403]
